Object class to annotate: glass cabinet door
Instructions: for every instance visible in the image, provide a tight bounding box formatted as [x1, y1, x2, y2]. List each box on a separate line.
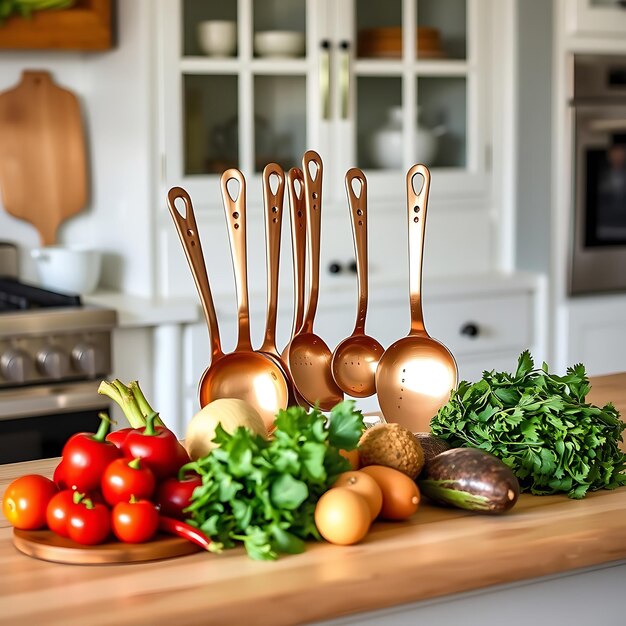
[161, 0, 327, 209]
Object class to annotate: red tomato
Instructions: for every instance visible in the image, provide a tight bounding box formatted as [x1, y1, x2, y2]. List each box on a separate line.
[106, 427, 135, 449]
[46, 490, 76, 537]
[174, 441, 191, 469]
[67, 497, 111, 545]
[121, 413, 182, 479]
[62, 413, 121, 492]
[101, 457, 156, 506]
[155, 474, 202, 519]
[112, 499, 158, 543]
[2, 475, 58, 530]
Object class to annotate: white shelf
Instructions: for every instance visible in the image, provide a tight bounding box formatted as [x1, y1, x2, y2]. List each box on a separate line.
[250, 58, 309, 75]
[415, 60, 470, 76]
[180, 57, 240, 74]
[180, 56, 309, 75]
[354, 59, 469, 77]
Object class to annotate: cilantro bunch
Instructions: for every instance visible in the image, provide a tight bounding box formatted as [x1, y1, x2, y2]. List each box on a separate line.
[431, 351, 626, 499]
[183, 401, 364, 560]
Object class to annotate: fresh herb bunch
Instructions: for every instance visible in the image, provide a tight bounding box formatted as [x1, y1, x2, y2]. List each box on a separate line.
[431, 351, 626, 499]
[0, 0, 74, 23]
[183, 401, 364, 560]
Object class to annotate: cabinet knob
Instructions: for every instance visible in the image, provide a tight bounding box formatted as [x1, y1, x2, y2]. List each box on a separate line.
[328, 261, 343, 275]
[460, 322, 480, 338]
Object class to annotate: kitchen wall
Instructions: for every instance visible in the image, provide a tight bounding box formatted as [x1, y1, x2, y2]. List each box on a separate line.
[0, 0, 156, 297]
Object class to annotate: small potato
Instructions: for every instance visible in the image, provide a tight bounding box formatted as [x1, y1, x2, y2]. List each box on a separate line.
[314, 488, 371, 546]
[333, 471, 382, 520]
[360, 465, 421, 521]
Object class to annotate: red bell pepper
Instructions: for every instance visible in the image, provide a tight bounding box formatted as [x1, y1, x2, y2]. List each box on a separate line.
[61, 414, 121, 492]
[121, 412, 182, 480]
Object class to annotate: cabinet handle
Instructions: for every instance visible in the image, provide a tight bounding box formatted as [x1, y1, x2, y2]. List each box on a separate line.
[460, 322, 480, 338]
[339, 41, 350, 119]
[320, 40, 331, 120]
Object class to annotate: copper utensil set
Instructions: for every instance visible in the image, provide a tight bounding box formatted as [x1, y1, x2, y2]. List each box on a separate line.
[168, 151, 458, 432]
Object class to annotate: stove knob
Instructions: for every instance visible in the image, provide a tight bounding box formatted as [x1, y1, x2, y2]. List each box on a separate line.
[0, 349, 31, 383]
[37, 347, 69, 380]
[72, 343, 104, 378]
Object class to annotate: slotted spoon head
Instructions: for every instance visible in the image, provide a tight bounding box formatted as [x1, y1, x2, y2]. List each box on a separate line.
[375, 164, 457, 431]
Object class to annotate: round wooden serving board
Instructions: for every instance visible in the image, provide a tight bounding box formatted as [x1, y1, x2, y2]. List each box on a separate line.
[13, 529, 203, 565]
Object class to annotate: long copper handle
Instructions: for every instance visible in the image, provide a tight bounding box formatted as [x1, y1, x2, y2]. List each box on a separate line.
[260, 163, 285, 355]
[406, 164, 431, 335]
[287, 168, 306, 341]
[345, 168, 369, 334]
[221, 168, 252, 351]
[301, 150, 323, 334]
[167, 187, 222, 358]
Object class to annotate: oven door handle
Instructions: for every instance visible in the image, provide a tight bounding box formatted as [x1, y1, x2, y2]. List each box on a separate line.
[0, 383, 110, 421]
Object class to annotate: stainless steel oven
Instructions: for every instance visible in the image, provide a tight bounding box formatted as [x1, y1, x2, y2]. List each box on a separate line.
[0, 242, 117, 464]
[570, 54, 626, 294]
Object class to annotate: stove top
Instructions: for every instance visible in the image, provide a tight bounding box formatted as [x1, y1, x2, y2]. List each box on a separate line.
[0, 278, 82, 312]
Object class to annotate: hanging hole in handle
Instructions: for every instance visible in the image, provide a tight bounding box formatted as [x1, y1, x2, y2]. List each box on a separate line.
[232, 211, 239, 219]
[226, 177, 240, 202]
[307, 159, 319, 182]
[269, 172, 280, 195]
[272, 206, 278, 213]
[410, 172, 425, 196]
[350, 176, 363, 199]
[357, 209, 363, 216]
[172, 196, 188, 219]
[414, 205, 420, 213]
[293, 178, 303, 199]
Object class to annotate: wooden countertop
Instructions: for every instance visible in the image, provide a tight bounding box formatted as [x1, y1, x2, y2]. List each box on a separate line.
[1, 374, 626, 625]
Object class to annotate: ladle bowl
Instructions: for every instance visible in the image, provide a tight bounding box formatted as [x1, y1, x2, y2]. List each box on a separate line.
[375, 164, 458, 431]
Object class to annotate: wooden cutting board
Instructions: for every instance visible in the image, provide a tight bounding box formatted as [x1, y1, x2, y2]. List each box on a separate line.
[0, 70, 88, 245]
[13, 529, 203, 565]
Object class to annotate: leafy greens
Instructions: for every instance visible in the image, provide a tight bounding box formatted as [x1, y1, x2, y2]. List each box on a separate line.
[430, 351, 626, 499]
[183, 401, 365, 560]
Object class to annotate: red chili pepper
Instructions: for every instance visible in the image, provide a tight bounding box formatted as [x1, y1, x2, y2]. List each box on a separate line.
[121, 412, 182, 479]
[158, 516, 212, 551]
[155, 473, 202, 519]
[61, 414, 121, 492]
[106, 427, 136, 449]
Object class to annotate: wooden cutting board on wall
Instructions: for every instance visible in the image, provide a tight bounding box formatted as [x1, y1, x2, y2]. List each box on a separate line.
[0, 71, 88, 245]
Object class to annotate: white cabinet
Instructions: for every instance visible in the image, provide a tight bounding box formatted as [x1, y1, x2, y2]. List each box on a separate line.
[157, 0, 493, 212]
[567, 0, 626, 37]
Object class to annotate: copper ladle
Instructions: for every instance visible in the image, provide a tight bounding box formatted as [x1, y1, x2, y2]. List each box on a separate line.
[331, 168, 384, 397]
[218, 169, 290, 430]
[287, 150, 343, 410]
[281, 167, 310, 407]
[375, 164, 458, 431]
[258, 163, 299, 407]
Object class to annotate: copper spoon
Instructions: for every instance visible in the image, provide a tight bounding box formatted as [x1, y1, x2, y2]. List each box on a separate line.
[281, 167, 310, 407]
[167, 187, 225, 408]
[220, 168, 290, 430]
[331, 168, 384, 397]
[375, 164, 458, 431]
[287, 150, 343, 410]
[258, 163, 299, 406]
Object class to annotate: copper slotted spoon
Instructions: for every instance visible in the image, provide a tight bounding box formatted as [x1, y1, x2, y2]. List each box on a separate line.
[375, 164, 458, 431]
[220, 169, 290, 430]
[258, 163, 299, 407]
[287, 150, 343, 410]
[331, 168, 384, 397]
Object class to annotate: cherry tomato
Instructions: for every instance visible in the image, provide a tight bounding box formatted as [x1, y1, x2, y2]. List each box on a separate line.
[121, 412, 182, 479]
[112, 499, 158, 543]
[67, 495, 111, 545]
[62, 413, 121, 492]
[106, 427, 135, 449]
[46, 490, 76, 537]
[174, 441, 191, 469]
[2, 475, 58, 530]
[101, 457, 156, 506]
[155, 474, 202, 519]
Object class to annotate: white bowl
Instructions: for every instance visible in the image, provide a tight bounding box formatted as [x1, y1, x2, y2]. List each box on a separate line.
[31, 246, 102, 294]
[197, 20, 237, 57]
[254, 31, 305, 58]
